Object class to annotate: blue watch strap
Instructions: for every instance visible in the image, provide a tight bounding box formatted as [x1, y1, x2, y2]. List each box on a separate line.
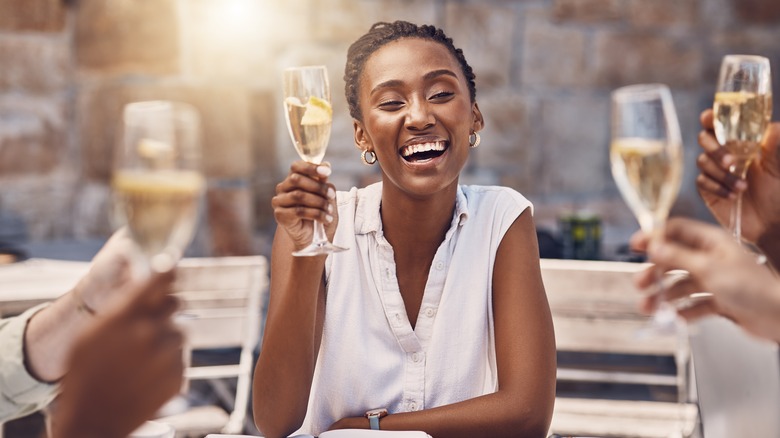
[369, 414, 380, 430]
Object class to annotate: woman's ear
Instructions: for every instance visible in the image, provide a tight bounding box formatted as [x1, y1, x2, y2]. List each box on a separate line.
[353, 120, 371, 150]
[472, 102, 485, 132]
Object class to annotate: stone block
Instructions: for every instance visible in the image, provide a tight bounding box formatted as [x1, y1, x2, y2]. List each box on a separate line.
[206, 183, 254, 256]
[179, 0, 306, 82]
[552, 0, 622, 23]
[74, 0, 179, 73]
[445, 3, 516, 89]
[0, 97, 67, 176]
[520, 9, 589, 88]
[471, 92, 539, 193]
[0, 0, 65, 32]
[628, 0, 698, 29]
[250, 89, 278, 230]
[594, 31, 703, 88]
[539, 96, 611, 196]
[731, 0, 780, 24]
[0, 37, 70, 94]
[0, 170, 80, 239]
[78, 80, 252, 181]
[313, 0, 437, 43]
[72, 180, 113, 238]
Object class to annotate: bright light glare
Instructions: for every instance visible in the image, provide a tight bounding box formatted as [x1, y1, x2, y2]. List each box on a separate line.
[204, 0, 265, 42]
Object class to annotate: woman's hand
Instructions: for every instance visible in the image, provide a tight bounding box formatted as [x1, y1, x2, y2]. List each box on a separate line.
[272, 161, 338, 252]
[634, 218, 780, 342]
[695, 109, 780, 246]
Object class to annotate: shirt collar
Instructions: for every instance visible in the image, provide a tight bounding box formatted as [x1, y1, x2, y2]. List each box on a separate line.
[354, 182, 470, 235]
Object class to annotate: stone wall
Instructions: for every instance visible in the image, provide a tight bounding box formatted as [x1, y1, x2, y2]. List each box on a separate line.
[1, 0, 779, 257]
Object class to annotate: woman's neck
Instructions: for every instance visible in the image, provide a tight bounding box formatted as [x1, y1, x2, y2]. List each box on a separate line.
[379, 182, 458, 256]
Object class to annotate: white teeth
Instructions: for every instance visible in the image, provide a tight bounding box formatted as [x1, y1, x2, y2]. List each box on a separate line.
[401, 141, 446, 157]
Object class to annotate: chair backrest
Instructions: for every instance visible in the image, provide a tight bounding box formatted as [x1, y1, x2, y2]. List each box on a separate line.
[542, 258, 690, 398]
[688, 316, 780, 437]
[173, 255, 268, 434]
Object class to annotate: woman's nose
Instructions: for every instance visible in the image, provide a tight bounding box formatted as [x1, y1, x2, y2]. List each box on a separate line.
[405, 98, 435, 130]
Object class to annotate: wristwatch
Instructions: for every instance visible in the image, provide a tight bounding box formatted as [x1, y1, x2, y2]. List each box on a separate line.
[365, 407, 388, 430]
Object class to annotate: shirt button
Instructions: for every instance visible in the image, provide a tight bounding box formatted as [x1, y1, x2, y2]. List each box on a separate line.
[411, 353, 420, 362]
[435, 261, 444, 270]
[425, 308, 435, 317]
[409, 402, 418, 411]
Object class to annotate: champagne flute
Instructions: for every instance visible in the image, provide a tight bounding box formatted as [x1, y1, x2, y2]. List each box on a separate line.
[610, 84, 684, 335]
[112, 100, 206, 275]
[713, 55, 773, 242]
[283, 65, 346, 256]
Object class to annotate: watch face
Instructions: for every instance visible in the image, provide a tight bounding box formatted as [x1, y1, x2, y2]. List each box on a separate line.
[366, 408, 388, 418]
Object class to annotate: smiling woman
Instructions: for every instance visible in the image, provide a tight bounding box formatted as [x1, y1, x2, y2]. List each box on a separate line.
[253, 21, 556, 438]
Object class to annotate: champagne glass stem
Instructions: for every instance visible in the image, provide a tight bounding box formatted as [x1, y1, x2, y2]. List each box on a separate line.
[732, 190, 744, 242]
[311, 220, 329, 247]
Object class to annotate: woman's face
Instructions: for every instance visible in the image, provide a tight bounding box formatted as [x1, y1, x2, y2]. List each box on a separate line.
[354, 37, 483, 199]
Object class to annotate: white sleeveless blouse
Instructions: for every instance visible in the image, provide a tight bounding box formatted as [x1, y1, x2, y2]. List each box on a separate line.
[296, 182, 532, 435]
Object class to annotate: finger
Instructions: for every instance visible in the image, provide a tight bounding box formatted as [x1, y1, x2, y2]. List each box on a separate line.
[273, 189, 333, 215]
[634, 264, 657, 291]
[661, 218, 723, 251]
[290, 160, 332, 182]
[661, 275, 706, 302]
[121, 270, 177, 315]
[647, 237, 712, 276]
[629, 230, 650, 253]
[273, 204, 333, 225]
[276, 172, 331, 199]
[676, 299, 719, 322]
[696, 173, 737, 200]
[700, 109, 713, 131]
[761, 123, 780, 168]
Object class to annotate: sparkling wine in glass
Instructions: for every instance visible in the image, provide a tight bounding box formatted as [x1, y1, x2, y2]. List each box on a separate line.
[610, 84, 684, 334]
[113, 100, 206, 274]
[713, 55, 773, 242]
[283, 65, 346, 256]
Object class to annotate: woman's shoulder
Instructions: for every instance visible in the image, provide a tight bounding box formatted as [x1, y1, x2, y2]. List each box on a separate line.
[336, 182, 381, 207]
[459, 185, 532, 213]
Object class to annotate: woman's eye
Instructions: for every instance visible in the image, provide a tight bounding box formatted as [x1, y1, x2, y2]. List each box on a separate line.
[378, 101, 403, 110]
[430, 91, 454, 100]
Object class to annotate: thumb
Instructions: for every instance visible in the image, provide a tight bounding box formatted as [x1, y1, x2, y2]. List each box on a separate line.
[115, 269, 178, 319]
[763, 123, 780, 169]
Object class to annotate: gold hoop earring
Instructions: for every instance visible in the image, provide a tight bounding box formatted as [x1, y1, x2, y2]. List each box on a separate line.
[469, 131, 481, 149]
[361, 150, 377, 165]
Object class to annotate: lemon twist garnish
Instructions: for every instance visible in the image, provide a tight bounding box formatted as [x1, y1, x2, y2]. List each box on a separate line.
[137, 138, 174, 161]
[300, 96, 332, 126]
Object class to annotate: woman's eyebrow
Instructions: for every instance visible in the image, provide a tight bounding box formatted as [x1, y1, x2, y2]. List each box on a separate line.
[369, 69, 459, 97]
[423, 69, 458, 81]
[370, 79, 403, 96]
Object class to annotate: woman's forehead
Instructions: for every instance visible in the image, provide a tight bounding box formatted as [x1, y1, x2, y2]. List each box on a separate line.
[361, 38, 463, 85]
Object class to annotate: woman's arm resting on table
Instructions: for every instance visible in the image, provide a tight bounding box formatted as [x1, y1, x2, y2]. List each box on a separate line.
[329, 212, 556, 437]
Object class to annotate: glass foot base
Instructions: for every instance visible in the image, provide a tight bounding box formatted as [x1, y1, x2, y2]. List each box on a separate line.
[293, 242, 348, 257]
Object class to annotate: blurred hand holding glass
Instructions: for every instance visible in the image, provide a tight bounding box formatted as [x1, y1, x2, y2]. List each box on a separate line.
[610, 84, 684, 334]
[713, 55, 773, 242]
[113, 101, 205, 275]
[283, 65, 346, 256]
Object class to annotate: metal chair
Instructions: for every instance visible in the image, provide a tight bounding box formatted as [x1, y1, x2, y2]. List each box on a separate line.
[156, 256, 268, 437]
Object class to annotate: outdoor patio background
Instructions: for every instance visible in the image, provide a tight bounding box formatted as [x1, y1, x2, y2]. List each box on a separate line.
[1, 0, 779, 258]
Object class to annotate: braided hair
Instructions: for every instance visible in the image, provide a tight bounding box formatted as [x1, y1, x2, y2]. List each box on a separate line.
[344, 20, 477, 121]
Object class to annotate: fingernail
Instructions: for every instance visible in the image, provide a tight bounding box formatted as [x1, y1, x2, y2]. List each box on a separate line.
[325, 214, 334, 223]
[735, 180, 748, 191]
[317, 165, 332, 177]
[328, 203, 333, 214]
[327, 187, 336, 199]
